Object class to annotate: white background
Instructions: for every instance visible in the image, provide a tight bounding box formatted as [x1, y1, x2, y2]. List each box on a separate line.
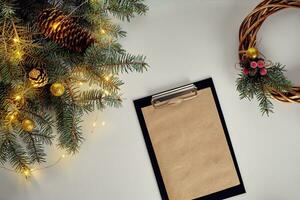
[1, 0, 300, 199]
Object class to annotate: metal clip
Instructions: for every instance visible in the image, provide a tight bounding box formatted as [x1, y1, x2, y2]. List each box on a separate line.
[151, 84, 197, 108]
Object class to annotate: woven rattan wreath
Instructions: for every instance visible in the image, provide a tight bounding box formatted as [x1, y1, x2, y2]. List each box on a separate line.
[237, 0, 300, 115]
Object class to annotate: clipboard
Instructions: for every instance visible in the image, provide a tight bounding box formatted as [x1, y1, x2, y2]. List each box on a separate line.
[134, 78, 245, 200]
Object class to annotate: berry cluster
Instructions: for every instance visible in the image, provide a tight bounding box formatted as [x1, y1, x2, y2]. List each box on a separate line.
[240, 47, 269, 77]
[242, 59, 267, 76]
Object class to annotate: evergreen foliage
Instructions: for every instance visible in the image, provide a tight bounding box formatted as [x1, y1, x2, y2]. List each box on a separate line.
[0, 0, 148, 173]
[236, 63, 291, 115]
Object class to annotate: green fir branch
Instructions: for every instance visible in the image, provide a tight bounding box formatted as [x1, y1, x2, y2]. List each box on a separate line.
[6, 133, 30, 172]
[0, 132, 8, 165]
[56, 105, 84, 153]
[99, 53, 148, 74]
[19, 130, 46, 164]
[103, 0, 148, 21]
[0, 0, 148, 170]
[236, 63, 291, 115]
[24, 110, 54, 145]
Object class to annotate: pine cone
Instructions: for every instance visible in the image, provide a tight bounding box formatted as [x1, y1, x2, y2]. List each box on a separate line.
[28, 67, 48, 88]
[38, 8, 95, 52]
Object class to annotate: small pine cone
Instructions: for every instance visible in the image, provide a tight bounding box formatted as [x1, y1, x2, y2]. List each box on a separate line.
[38, 8, 95, 52]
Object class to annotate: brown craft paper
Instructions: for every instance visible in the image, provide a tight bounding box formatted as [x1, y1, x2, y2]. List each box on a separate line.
[142, 88, 240, 200]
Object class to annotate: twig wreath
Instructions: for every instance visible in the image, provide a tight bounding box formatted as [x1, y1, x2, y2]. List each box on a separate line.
[237, 0, 300, 115]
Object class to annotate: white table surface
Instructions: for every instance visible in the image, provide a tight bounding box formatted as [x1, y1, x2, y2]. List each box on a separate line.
[1, 0, 300, 199]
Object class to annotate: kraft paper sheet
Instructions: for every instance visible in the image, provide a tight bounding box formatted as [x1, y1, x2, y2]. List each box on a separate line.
[141, 88, 240, 200]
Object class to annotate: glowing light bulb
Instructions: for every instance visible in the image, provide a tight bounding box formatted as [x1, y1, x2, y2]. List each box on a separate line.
[104, 90, 109, 95]
[52, 22, 60, 31]
[9, 115, 15, 120]
[105, 76, 110, 81]
[61, 154, 66, 159]
[13, 37, 20, 43]
[14, 94, 22, 101]
[23, 168, 31, 178]
[15, 50, 23, 60]
[92, 122, 97, 127]
[6, 112, 18, 123]
[101, 121, 106, 126]
[100, 29, 106, 34]
[78, 82, 83, 86]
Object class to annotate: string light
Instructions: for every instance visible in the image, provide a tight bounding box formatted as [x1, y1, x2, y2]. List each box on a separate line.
[9, 114, 16, 121]
[22, 168, 31, 179]
[0, 0, 120, 179]
[52, 22, 60, 31]
[13, 37, 20, 43]
[104, 90, 109, 95]
[7, 112, 18, 122]
[1, 117, 108, 178]
[0, 115, 106, 179]
[104, 74, 112, 81]
[14, 50, 23, 60]
[14, 94, 22, 101]
[100, 29, 106, 34]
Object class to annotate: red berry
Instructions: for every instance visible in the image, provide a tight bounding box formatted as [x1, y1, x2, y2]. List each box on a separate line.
[243, 68, 249, 75]
[250, 61, 258, 68]
[260, 68, 267, 76]
[257, 60, 265, 68]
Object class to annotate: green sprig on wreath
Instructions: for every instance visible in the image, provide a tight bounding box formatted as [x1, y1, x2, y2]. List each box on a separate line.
[236, 48, 292, 115]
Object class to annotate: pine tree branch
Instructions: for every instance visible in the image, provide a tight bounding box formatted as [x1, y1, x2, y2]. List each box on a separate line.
[20, 131, 46, 164]
[103, 0, 148, 21]
[236, 63, 290, 115]
[64, 79, 78, 103]
[0, 133, 7, 165]
[70, 66, 123, 92]
[0, 0, 148, 169]
[99, 54, 148, 74]
[56, 105, 83, 153]
[99, 61, 145, 70]
[6, 138, 30, 172]
[1, 17, 8, 54]
[23, 110, 54, 145]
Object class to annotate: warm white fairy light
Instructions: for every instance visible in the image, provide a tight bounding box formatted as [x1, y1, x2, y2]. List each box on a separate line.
[22, 168, 31, 178]
[9, 114, 16, 121]
[105, 74, 112, 81]
[100, 29, 106, 34]
[52, 22, 61, 31]
[101, 121, 106, 126]
[15, 50, 22, 59]
[13, 37, 20, 43]
[14, 94, 22, 101]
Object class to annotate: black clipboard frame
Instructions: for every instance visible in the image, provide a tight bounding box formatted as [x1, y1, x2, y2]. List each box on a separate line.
[134, 78, 246, 200]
